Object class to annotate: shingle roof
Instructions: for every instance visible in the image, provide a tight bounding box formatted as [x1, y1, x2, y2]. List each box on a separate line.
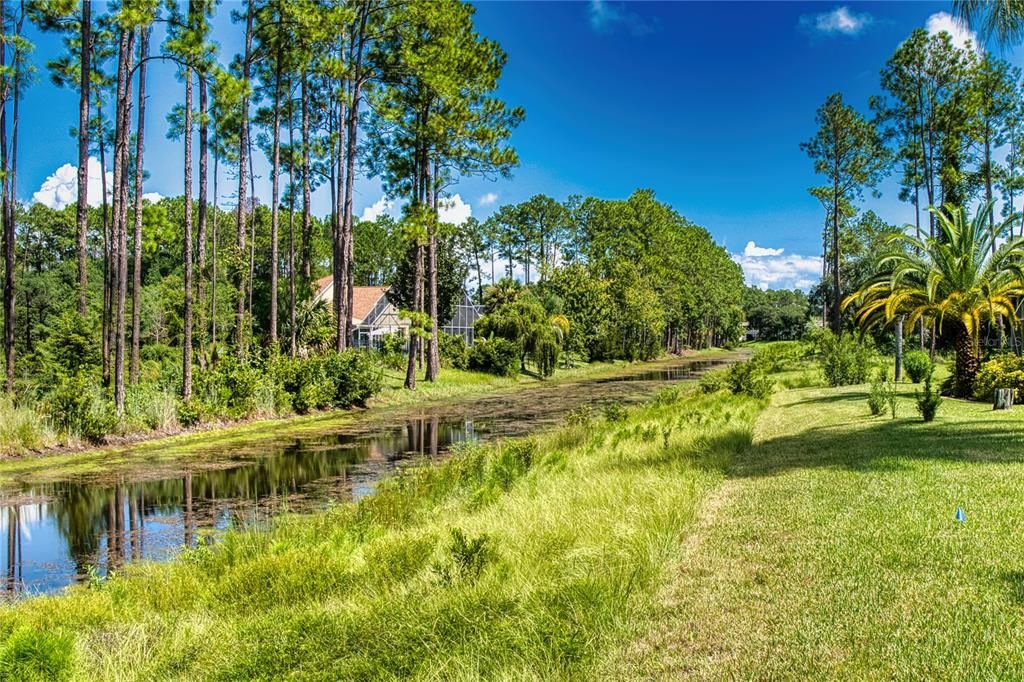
[312, 278, 390, 325]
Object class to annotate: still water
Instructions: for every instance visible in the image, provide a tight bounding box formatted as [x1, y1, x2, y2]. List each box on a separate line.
[0, 356, 735, 596]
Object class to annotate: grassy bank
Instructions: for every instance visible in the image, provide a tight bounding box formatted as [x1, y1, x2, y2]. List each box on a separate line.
[624, 379, 1024, 678]
[0, 354, 732, 489]
[0, 375, 761, 680]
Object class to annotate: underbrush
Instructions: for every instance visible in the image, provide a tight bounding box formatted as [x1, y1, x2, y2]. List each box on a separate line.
[0, 385, 762, 679]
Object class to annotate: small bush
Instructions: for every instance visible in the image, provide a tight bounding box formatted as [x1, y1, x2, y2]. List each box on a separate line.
[867, 371, 887, 416]
[45, 374, 115, 443]
[468, 337, 520, 377]
[903, 350, 933, 383]
[124, 385, 179, 431]
[726, 361, 774, 399]
[438, 331, 469, 370]
[817, 331, 872, 387]
[564, 405, 592, 428]
[602, 401, 628, 422]
[752, 341, 805, 372]
[436, 528, 494, 585]
[698, 369, 728, 394]
[973, 354, 1024, 403]
[916, 373, 942, 422]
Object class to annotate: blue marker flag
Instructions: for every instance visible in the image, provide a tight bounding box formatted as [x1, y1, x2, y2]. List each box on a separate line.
[955, 507, 966, 523]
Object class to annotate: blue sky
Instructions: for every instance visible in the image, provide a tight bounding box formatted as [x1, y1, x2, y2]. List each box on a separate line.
[17, 1, 1019, 289]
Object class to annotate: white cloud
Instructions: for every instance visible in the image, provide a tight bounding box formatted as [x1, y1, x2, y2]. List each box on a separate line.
[141, 192, 163, 204]
[439, 194, 472, 226]
[800, 6, 873, 36]
[732, 242, 822, 291]
[926, 11, 979, 53]
[588, 0, 656, 36]
[32, 156, 113, 210]
[742, 241, 784, 258]
[359, 196, 395, 222]
[478, 192, 498, 207]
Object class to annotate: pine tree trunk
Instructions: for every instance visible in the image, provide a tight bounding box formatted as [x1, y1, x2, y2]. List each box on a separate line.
[300, 74, 311, 288]
[113, 29, 135, 415]
[426, 160, 440, 382]
[343, 10, 368, 348]
[130, 28, 149, 385]
[76, 0, 91, 316]
[197, 70, 208, 363]
[235, 2, 253, 359]
[269, 38, 282, 346]
[287, 78, 297, 357]
[182, 68, 194, 400]
[99, 108, 111, 385]
[335, 91, 347, 352]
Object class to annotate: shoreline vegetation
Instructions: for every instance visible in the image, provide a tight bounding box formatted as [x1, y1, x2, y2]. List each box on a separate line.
[2, 346, 1024, 678]
[0, 350, 735, 489]
[0, 354, 764, 680]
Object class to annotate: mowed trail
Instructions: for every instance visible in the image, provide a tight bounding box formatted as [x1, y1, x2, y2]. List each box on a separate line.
[616, 382, 1024, 680]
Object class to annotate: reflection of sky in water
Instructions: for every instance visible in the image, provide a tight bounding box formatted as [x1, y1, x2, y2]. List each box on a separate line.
[0, 358, 730, 596]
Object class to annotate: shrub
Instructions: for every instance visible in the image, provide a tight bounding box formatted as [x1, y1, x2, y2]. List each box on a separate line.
[379, 333, 407, 371]
[698, 369, 728, 394]
[903, 350, 933, 383]
[468, 337, 520, 377]
[124, 385, 179, 431]
[276, 350, 383, 414]
[752, 341, 805, 372]
[867, 371, 887, 416]
[916, 373, 942, 422]
[817, 331, 872, 387]
[45, 374, 115, 443]
[725, 361, 775, 399]
[438, 331, 469, 370]
[972, 354, 1024, 403]
[602, 401, 628, 422]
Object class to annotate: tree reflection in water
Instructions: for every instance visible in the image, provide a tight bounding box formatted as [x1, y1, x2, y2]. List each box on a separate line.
[0, 357, 731, 596]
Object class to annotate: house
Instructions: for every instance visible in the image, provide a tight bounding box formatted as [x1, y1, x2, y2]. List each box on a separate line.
[313, 277, 408, 348]
[313, 278, 484, 347]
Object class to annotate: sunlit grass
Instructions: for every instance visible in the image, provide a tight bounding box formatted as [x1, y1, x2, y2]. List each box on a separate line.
[0, 382, 761, 680]
[623, 378, 1024, 679]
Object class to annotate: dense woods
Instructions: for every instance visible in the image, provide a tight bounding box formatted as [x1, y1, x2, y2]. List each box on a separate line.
[0, 0, 744, 451]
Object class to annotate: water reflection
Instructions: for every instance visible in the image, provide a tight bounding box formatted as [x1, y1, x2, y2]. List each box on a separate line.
[0, 357, 732, 596]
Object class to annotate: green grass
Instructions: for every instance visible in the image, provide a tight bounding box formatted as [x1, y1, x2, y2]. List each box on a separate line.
[622, 378, 1024, 679]
[10, 355, 1016, 679]
[0, 381, 761, 680]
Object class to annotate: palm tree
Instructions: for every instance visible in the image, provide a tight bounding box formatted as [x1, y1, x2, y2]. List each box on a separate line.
[845, 203, 1024, 397]
[954, 1, 1024, 47]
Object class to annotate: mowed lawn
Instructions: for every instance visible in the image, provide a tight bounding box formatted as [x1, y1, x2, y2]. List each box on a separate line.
[622, 380, 1024, 679]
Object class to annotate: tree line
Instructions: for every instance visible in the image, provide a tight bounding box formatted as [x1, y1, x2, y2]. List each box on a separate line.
[804, 22, 1024, 348]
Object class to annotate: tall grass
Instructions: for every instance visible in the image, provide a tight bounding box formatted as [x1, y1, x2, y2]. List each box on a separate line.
[0, 386, 761, 679]
[0, 396, 57, 456]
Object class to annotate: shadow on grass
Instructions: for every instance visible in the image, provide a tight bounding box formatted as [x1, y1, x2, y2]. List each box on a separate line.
[1002, 570, 1024, 604]
[736, 397, 1024, 479]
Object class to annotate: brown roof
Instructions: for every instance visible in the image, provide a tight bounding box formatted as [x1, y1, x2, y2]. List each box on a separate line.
[313, 278, 390, 324]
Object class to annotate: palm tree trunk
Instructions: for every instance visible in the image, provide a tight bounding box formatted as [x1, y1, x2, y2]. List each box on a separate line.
[954, 322, 979, 398]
